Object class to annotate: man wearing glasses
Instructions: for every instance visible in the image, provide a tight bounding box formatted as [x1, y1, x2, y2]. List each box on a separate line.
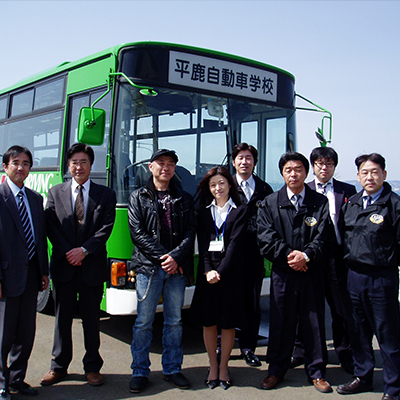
[291, 147, 356, 375]
[0, 146, 49, 399]
[41, 143, 116, 388]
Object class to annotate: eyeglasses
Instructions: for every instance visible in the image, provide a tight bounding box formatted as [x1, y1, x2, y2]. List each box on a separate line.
[315, 161, 335, 169]
[9, 161, 31, 169]
[69, 159, 89, 167]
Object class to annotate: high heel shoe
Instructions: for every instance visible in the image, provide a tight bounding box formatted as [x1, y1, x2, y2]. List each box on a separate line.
[205, 368, 219, 389]
[205, 378, 219, 389]
[219, 371, 232, 390]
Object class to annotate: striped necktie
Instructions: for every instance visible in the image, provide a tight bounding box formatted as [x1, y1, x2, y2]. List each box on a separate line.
[317, 182, 330, 195]
[291, 194, 301, 211]
[241, 180, 251, 203]
[75, 185, 84, 243]
[17, 191, 35, 260]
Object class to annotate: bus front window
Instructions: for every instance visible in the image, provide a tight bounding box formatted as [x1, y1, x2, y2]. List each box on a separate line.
[112, 85, 294, 204]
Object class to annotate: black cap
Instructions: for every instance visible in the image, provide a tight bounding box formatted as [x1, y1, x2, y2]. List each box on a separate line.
[150, 149, 178, 163]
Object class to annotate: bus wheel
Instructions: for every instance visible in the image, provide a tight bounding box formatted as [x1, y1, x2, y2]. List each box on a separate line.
[37, 284, 54, 314]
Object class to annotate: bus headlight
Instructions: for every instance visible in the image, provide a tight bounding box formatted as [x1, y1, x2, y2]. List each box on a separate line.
[111, 261, 127, 287]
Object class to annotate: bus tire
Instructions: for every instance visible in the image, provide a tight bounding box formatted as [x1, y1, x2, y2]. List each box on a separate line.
[37, 284, 54, 314]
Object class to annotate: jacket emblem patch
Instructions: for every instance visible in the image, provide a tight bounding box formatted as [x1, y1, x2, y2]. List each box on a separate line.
[370, 214, 384, 224]
[305, 217, 317, 227]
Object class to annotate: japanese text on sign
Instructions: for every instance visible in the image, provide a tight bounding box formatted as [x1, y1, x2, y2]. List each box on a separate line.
[169, 51, 277, 102]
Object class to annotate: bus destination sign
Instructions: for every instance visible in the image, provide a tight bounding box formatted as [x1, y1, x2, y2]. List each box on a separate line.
[169, 51, 277, 102]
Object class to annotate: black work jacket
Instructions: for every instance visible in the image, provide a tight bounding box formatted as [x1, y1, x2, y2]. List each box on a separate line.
[128, 178, 196, 276]
[257, 185, 335, 272]
[342, 182, 400, 269]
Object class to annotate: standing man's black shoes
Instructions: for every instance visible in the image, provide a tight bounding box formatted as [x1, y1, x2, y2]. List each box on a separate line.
[241, 350, 261, 367]
[289, 356, 305, 368]
[163, 372, 190, 389]
[336, 377, 373, 394]
[129, 376, 149, 393]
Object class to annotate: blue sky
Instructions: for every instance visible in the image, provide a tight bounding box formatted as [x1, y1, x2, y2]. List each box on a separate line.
[1, 0, 399, 181]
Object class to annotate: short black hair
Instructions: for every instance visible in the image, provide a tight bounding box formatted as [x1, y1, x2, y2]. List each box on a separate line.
[310, 147, 338, 166]
[355, 153, 385, 171]
[232, 143, 258, 165]
[278, 151, 309, 175]
[3, 145, 33, 167]
[66, 143, 95, 165]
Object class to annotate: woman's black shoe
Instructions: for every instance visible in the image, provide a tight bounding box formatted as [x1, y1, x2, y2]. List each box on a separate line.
[205, 378, 219, 389]
[219, 379, 232, 390]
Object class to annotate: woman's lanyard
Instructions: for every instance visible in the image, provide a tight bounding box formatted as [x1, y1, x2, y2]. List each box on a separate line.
[209, 205, 231, 252]
[213, 205, 231, 241]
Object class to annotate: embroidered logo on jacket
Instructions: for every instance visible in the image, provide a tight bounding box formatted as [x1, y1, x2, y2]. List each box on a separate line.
[305, 217, 317, 227]
[370, 214, 384, 224]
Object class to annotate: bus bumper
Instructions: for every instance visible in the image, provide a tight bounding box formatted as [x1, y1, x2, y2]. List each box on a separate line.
[105, 277, 270, 316]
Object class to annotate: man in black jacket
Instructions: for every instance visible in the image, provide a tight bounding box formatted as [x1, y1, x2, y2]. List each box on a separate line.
[291, 147, 356, 373]
[232, 143, 273, 367]
[336, 153, 400, 400]
[128, 149, 196, 394]
[257, 151, 335, 394]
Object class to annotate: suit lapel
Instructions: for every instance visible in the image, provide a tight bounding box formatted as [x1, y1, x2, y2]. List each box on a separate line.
[60, 181, 75, 232]
[84, 181, 100, 232]
[333, 179, 345, 221]
[1, 182, 26, 242]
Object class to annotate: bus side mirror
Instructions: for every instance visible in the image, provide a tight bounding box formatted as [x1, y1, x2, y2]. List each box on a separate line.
[77, 107, 106, 146]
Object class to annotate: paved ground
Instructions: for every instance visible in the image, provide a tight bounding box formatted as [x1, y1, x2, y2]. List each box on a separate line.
[20, 299, 386, 400]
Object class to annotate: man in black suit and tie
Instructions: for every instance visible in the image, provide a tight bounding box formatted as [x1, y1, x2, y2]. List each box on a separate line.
[291, 146, 356, 374]
[231, 143, 273, 367]
[0, 145, 49, 399]
[40, 143, 116, 388]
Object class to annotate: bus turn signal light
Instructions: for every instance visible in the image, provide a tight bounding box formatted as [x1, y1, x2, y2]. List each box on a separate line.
[111, 261, 126, 287]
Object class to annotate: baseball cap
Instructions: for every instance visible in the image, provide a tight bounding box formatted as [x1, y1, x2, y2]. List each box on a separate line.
[150, 149, 178, 163]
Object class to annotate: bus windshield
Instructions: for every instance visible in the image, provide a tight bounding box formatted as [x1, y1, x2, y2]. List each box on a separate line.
[112, 84, 295, 204]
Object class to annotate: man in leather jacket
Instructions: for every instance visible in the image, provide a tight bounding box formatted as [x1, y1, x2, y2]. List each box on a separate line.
[127, 149, 196, 394]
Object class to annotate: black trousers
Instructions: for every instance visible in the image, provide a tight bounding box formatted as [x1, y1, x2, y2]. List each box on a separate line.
[347, 267, 400, 396]
[293, 256, 353, 364]
[51, 268, 104, 373]
[0, 258, 40, 389]
[267, 267, 327, 380]
[238, 266, 264, 352]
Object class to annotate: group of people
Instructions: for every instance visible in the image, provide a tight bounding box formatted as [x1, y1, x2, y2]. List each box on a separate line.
[0, 142, 399, 400]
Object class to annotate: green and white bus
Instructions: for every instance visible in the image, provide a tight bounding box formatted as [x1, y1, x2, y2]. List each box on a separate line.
[0, 42, 330, 315]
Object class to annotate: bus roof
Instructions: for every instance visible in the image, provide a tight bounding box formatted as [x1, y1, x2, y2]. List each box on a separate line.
[0, 41, 295, 95]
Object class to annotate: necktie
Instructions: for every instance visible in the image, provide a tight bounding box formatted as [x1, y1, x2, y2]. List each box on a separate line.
[241, 180, 251, 203]
[363, 195, 372, 209]
[317, 182, 330, 195]
[17, 191, 35, 260]
[292, 194, 301, 211]
[75, 185, 84, 243]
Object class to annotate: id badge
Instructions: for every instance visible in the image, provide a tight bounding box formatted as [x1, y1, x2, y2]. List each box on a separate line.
[208, 238, 224, 252]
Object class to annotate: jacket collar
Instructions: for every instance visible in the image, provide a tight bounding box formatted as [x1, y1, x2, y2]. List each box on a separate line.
[350, 181, 392, 207]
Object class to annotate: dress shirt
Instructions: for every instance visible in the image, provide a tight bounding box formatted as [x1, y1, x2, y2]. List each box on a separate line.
[7, 177, 35, 241]
[71, 178, 90, 213]
[236, 174, 255, 201]
[362, 186, 384, 209]
[207, 197, 237, 229]
[286, 186, 305, 209]
[315, 178, 340, 242]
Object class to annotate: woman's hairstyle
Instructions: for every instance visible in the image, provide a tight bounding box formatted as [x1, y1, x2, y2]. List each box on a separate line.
[196, 166, 241, 208]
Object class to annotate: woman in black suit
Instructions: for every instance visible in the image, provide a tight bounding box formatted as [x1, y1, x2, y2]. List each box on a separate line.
[192, 166, 248, 390]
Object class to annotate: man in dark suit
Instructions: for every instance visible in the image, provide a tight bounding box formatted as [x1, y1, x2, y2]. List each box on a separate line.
[257, 151, 335, 394]
[291, 147, 356, 374]
[231, 143, 273, 367]
[0, 145, 49, 399]
[40, 143, 116, 388]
